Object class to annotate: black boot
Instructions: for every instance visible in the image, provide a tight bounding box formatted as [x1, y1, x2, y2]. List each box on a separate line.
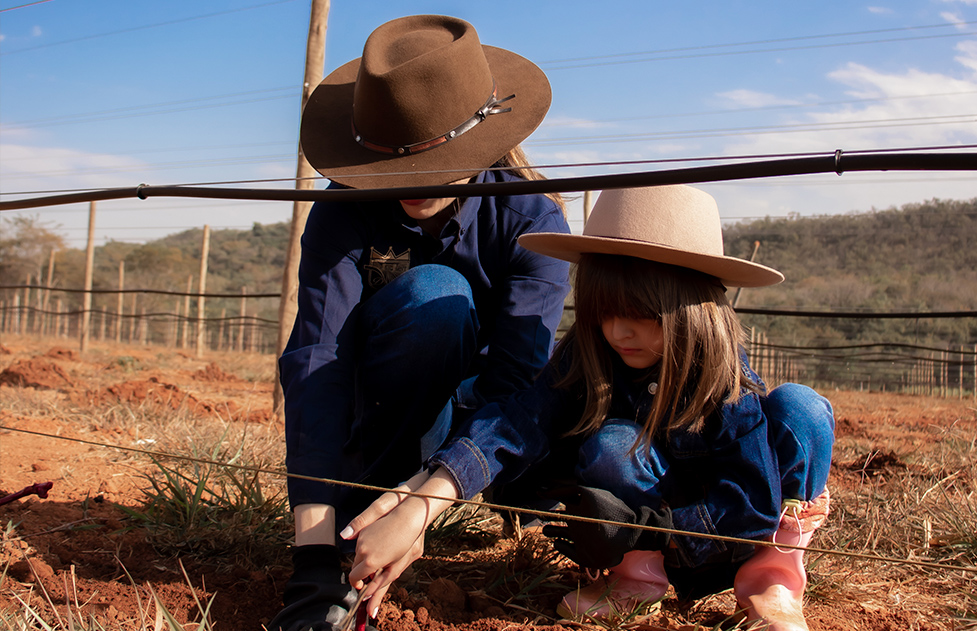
[267, 545, 375, 631]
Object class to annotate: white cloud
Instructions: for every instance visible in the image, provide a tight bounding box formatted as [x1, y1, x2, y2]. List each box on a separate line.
[955, 40, 977, 72]
[710, 48, 977, 219]
[0, 142, 295, 248]
[939, 0, 977, 5]
[716, 89, 801, 108]
[941, 11, 967, 27]
[867, 6, 893, 14]
[715, 59, 977, 158]
[31, 25, 42, 37]
[0, 143, 149, 193]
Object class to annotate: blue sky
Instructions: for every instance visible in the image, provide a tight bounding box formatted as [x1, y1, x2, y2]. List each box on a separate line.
[1, 0, 975, 248]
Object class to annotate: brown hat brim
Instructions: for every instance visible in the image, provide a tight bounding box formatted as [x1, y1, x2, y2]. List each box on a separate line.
[301, 46, 551, 189]
[518, 233, 785, 288]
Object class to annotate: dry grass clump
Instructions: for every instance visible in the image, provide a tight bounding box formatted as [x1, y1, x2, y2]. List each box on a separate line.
[815, 405, 977, 627]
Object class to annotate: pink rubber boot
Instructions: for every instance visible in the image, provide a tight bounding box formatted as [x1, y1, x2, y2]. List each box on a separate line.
[733, 490, 830, 631]
[558, 550, 669, 620]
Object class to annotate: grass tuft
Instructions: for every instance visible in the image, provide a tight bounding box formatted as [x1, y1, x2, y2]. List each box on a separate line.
[116, 429, 292, 571]
[425, 499, 499, 550]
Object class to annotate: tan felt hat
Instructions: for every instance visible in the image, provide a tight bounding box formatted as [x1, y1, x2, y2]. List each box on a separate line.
[518, 185, 784, 288]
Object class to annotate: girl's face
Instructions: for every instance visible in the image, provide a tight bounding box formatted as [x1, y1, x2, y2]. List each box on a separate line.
[601, 316, 665, 369]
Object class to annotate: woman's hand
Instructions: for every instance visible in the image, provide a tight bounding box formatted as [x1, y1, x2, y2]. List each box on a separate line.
[341, 468, 460, 618]
[341, 470, 430, 540]
[347, 497, 429, 617]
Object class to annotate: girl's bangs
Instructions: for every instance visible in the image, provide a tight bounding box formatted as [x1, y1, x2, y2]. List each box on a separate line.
[577, 255, 661, 324]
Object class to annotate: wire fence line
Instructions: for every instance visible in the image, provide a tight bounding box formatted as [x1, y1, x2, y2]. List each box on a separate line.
[0, 293, 278, 354]
[1, 295, 975, 397]
[0, 283, 280, 299]
[1, 423, 974, 576]
[2, 149, 976, 211]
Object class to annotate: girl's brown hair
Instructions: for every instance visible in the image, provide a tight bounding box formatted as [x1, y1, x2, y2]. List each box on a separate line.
[496, 145, 567, 216]
[554, 253, 762, 447]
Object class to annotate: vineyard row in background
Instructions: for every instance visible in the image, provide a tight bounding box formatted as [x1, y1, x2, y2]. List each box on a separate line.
[2, 291, 975, 400]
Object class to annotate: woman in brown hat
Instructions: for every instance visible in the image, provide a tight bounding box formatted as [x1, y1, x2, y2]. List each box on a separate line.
[344, 185, 833, 630]
[272, 14, 571, 631]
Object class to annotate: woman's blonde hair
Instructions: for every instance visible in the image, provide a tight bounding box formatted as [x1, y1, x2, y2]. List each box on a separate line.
[496, 145, 567, 216]
[554, 253, 762, 447]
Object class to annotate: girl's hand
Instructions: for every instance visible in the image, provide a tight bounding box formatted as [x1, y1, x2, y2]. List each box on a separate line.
[341, 468, 460, 618]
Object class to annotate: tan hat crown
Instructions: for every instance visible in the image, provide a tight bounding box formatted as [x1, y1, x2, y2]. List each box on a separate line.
[518, 185, 784, 288]
[585, 186, 726, 258]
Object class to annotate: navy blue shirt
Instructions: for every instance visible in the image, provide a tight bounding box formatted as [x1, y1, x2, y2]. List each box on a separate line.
[280, 169, 571, 507]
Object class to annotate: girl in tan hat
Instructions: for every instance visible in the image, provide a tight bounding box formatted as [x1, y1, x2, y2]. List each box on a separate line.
[272, 14, 571, 631]
[346, 185, 833, 630]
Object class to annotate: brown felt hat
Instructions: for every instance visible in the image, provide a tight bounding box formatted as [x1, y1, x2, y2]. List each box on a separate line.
[300, 14, 551, 189]
[519, 185, 784, 288]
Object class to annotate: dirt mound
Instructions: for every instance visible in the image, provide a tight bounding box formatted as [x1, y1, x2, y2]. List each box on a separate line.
[0, 357, 73, 390]
[74, 376, 273, 424]
[85, 377, 218, 414]
[192, 361, 238, 382]
[44, 347, 78, 361]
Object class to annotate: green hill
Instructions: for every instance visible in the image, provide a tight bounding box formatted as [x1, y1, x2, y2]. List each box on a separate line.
[723, 197, 977, 351]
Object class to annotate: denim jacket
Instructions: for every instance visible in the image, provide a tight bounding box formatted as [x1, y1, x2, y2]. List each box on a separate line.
[430, 346, 782, 569]
[279, 169, 571, 507]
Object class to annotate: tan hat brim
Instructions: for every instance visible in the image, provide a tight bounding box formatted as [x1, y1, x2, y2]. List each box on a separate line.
[518, 233, 785, 288]
[301, 46, 551, 189]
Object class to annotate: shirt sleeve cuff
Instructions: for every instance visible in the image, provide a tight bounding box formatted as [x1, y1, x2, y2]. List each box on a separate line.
[428, 437, 492, 501]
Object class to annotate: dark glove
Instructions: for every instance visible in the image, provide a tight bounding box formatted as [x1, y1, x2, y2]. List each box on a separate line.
[267, 545, 374, 631]
[542, 485, 673, 569]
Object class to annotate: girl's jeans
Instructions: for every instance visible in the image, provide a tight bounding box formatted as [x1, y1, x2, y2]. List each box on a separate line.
[574, 383, 835, 597]
[576, 384, 834, 509]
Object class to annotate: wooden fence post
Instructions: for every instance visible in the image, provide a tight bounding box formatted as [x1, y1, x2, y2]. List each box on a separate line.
[55, 299, 63, 337]
[42, 249, 56, 337]
[33, 273, 44, 335]
[80, 201, 96, 352]
[116, 261, 125, 342]
[13, 293, 21, 335]
[196, 225, 211, 358]
[958, 345, 963, 400]
[128, 293, 137, 343]
[181, 275, 193, 349]
[218, 308, 227, 351]
[238, 287, 248, 353]
[169, 298, 179, 347]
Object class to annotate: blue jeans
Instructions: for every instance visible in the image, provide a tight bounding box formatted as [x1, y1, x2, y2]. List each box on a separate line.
[335, 265, 479, 535]
[574, 384, 834, 597]
[577, 384, 834, 508]
[761, 383, 835, 502]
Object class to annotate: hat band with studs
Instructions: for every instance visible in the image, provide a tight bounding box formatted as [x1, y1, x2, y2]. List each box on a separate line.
[352, 82, 515, 156]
